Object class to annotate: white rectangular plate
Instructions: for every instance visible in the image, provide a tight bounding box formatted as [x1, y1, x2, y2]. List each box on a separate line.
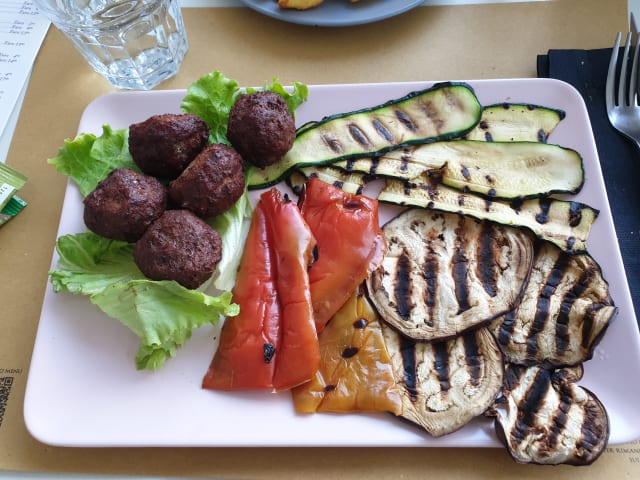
[24, 79, 640, 447]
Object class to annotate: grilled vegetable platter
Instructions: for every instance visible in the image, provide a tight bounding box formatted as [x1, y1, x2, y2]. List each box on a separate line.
[25, 74, 640, 457]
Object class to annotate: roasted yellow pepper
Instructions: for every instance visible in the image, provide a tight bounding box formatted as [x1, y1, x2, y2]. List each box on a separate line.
[292, 286, 403, 415]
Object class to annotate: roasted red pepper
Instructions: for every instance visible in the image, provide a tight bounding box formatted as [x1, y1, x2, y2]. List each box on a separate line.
[260, 188, 319, 390]
[202, 200, 279, 390]
[300, 178, 385, 332]
[202, 188, 319, 392]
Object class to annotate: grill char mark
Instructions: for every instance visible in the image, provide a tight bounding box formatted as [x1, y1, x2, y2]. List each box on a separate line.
[344, 158, 355, 171]
[422, 245, 438, 328]
[322, 134, 342, 154]
[526, 253, 571, 359]
[372, 118, 394, 143]
[400, 336, 419, 402]
[452, 221, 471, 314]
[419, 100, 445, 132]
[554, 264, 593, 356]
[368, 157, 380, 175]
[395, 109, 417, 132]
[433, 341, 451, 393]
[463, 332, 482, 387]
[394, 249, 414, 321]
[511, 368, 549, 445]
[577, 397, 608, 459]
[537, 128, 548, 143]
[535, 198, 552, 224]
[400, 150, 411, 173]
[348, 124, 370, 147]
[477, 223, 498, 298]
[546, 380, 572, 451]
[568, 202, 583, 228]
[498, 310, 517, 346]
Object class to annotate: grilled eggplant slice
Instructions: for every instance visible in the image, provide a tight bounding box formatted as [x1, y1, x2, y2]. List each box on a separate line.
[334, 141, 584, 200]
[367, 208, 534, 341]
[382, 325, 503, 437]
[493, 364, 609, 465]
[491, 242, 616, 368]
[378, 175, 598, 253]
[463, 103, 565, 142]
[246, 82, 482, 189]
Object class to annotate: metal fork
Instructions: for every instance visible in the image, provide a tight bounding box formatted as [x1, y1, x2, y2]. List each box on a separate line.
[606, 28, 640, 149]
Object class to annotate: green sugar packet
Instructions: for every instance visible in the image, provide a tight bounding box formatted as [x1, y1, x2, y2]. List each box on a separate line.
[0, 163, 27, 211]
[0, 195, 27, 227]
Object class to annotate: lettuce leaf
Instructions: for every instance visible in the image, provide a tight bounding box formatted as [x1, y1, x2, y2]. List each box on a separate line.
[50, 231, 239, 370]
[208, 187, 252, 292]
[92, 281, 238, 370]
[48, 126, 137, 196]
[180, 71, 239, 145]
[49, 232, 145, 295]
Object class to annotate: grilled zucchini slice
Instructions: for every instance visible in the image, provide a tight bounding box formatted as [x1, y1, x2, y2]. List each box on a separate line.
[335, 140, 584, 199]
[366, 208, 534, 341]
[378, 175, 598, 253]
[491, 241, 616, 368]
[463, 103, 565, 142]
[382, 325, 503, 437]
[287, 165, 369, 196]
[246, 82, 482, 189]
[493, 364, 609, 465]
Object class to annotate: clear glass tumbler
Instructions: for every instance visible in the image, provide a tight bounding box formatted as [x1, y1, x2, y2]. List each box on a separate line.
[34, 0, 189, 90]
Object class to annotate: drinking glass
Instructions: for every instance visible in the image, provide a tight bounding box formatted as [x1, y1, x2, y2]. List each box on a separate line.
[34, 0, 189, 90]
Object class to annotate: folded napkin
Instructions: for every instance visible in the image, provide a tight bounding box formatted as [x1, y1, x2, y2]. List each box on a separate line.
[538, 49, 640, 325]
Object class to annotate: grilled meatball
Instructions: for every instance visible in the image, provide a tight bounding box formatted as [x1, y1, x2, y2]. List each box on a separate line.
[133, 209, 222, 289]
[128, 113, 209, 179]
[169, 144, 245, 218]
[83, 168, 167, 242]
[227, 91, 295, 168]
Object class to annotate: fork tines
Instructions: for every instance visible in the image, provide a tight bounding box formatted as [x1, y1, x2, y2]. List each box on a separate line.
[607, 25, 640, 110]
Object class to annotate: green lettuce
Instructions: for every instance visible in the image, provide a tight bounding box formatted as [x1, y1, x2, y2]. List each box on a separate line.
[50, 232, 238, 370]
[180, 71, 239, 145]
[208, 188, 252, 292]
[50, 232, 144, 295]
[48, 126, 137, 196]
[93, 282, 238, 370]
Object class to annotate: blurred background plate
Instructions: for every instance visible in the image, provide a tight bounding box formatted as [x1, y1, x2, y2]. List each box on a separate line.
[239, 0, 425, 26]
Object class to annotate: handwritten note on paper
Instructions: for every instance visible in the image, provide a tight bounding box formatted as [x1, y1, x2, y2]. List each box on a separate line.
[0, 1, 50, 140]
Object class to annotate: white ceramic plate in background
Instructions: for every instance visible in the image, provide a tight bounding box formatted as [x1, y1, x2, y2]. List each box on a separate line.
[23, 78, 640, 447]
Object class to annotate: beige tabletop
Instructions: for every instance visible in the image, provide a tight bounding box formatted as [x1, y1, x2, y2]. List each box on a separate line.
[1, 0, 639, 477]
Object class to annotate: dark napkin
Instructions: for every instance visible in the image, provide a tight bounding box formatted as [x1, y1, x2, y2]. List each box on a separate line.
[538, 49, 640, 325]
